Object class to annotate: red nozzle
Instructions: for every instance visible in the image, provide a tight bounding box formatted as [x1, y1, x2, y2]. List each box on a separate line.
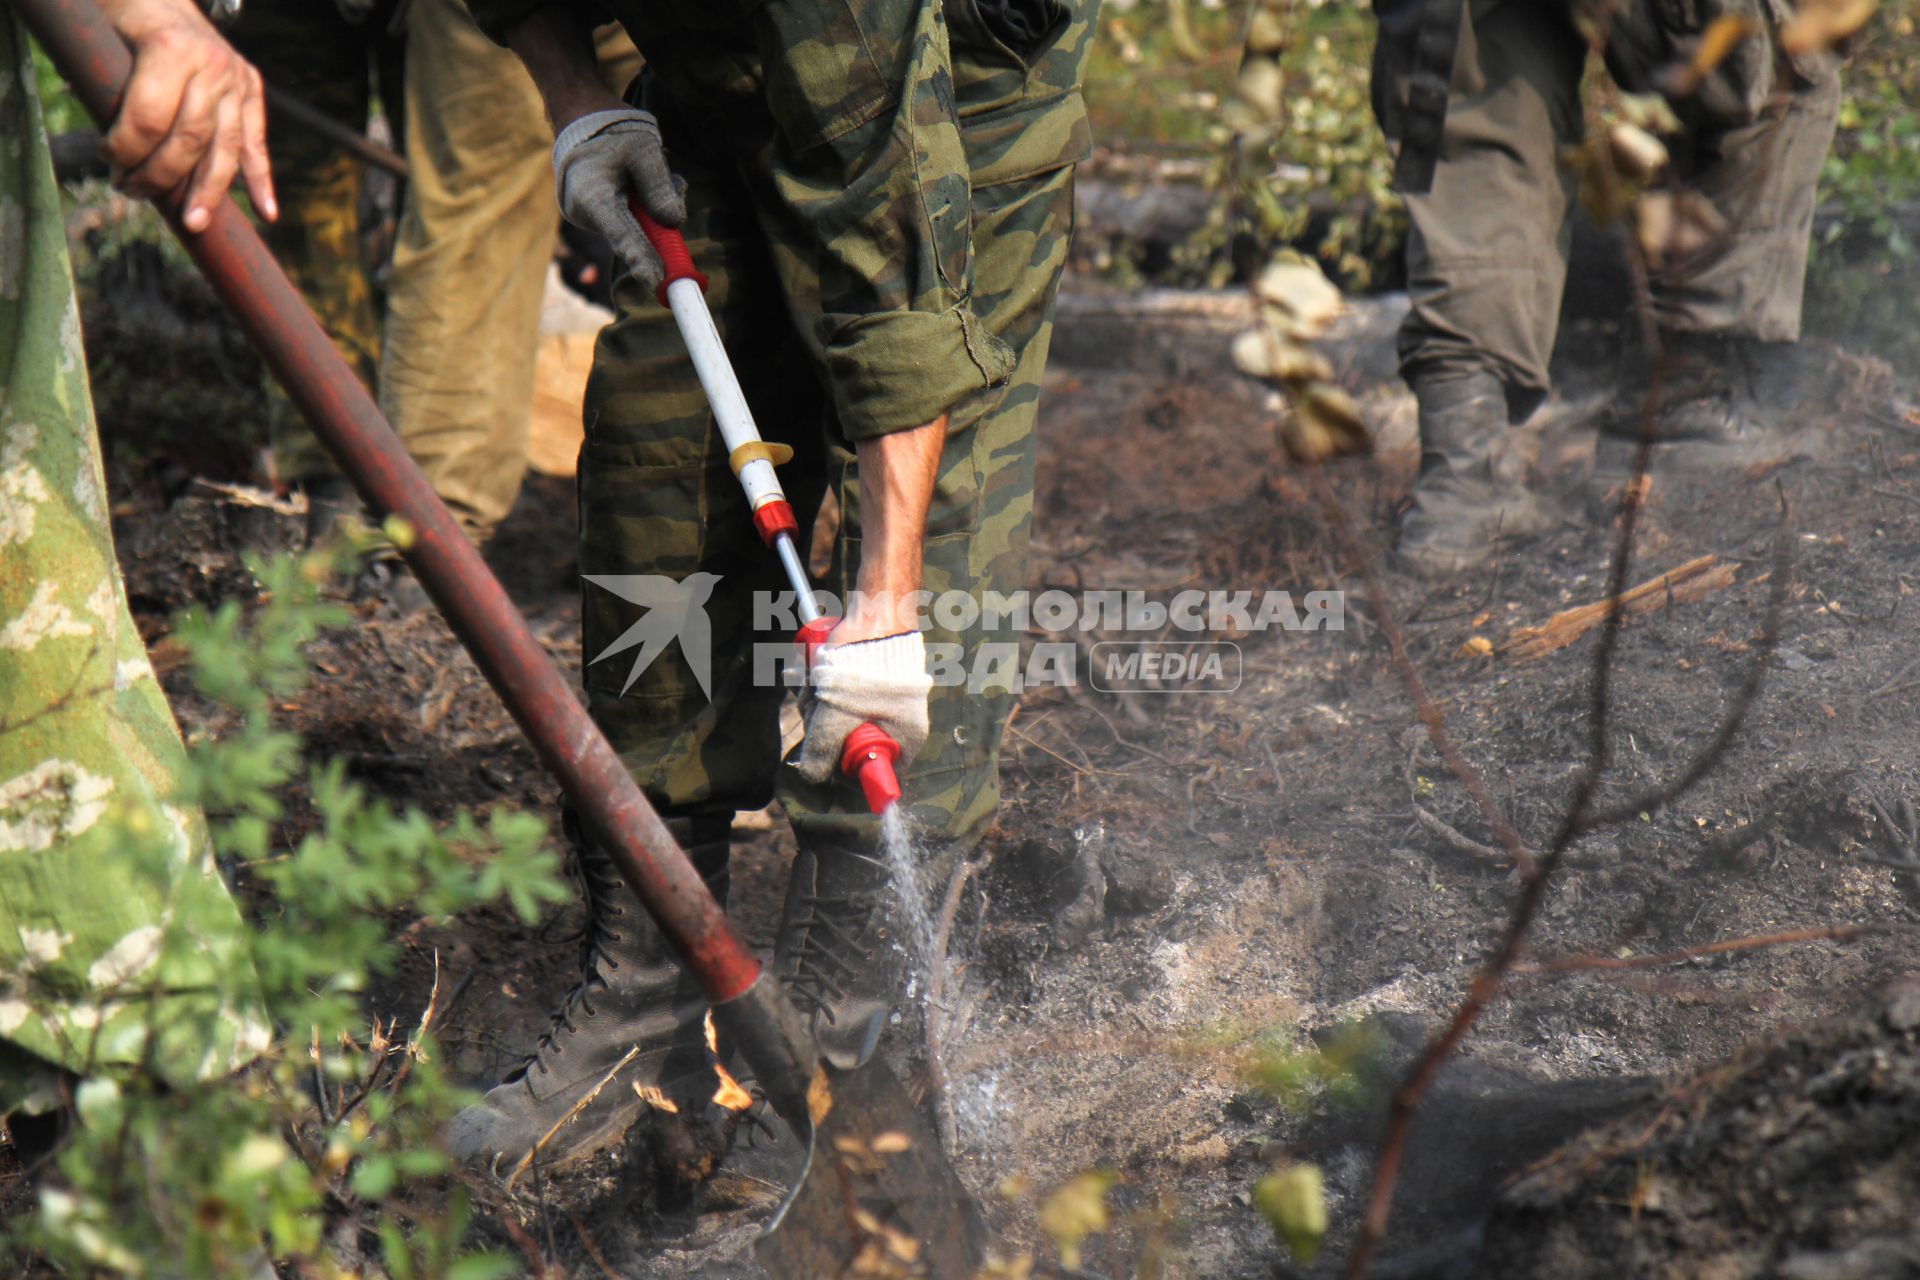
[752, 498, 799, 547]
[794, 620, 903, 811]
[842, 722, 903, 812]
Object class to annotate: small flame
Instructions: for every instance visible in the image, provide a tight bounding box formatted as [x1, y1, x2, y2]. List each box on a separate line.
[633, 1081, 680, 1114]
[705, 1010, 754, 1112]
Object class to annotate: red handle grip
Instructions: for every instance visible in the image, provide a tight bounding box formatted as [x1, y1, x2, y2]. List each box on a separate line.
[631, 200, 708, 306]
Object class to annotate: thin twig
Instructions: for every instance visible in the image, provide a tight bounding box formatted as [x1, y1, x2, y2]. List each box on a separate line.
[383, 949, 445, 1100]
[1511, 922, 1903, 979]
[505, 1045, 640, 1192]
[1872, 654, 1920, 699]
[1305, 465, 1537, 877]
[568, 1210, 619, 1279]
[1010, 723, 1128, 779]
[1405, 738, 1511, 865]
[311, 1026, 334, 1125]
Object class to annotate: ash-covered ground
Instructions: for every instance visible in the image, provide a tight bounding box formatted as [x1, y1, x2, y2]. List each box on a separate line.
[88, 248, 1920, 1277]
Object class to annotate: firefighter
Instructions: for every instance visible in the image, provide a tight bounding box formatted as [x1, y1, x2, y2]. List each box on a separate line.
[1372, 0, 1839, 575]
[443, 0, 1094, 1170]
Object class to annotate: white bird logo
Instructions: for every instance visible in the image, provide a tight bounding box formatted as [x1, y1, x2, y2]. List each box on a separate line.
[583, 572, 723, 699]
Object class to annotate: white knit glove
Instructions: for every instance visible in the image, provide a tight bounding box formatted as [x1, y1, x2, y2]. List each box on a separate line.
[551, 108, 686, 296]
[794, 633, 933, 784]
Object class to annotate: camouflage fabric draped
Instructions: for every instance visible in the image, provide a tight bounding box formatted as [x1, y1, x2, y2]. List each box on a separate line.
[0, 19, 268, 1114]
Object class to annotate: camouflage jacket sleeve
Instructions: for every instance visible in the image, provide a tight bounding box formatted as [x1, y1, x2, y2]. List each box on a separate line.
[745, 0, 1028, 440]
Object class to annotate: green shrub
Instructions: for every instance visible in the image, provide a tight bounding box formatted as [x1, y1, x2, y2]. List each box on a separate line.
[8, 547, 568, 1278]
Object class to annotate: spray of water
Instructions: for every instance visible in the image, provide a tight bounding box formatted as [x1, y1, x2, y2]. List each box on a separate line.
[876, 806, 1006, 1155]
[879, 804, 939, 986]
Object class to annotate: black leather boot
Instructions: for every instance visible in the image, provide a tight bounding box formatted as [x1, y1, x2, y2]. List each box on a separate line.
[1394, 368, 1552, 577]
[446, 814, 730, 1173]
[772, 839, 901, 1071]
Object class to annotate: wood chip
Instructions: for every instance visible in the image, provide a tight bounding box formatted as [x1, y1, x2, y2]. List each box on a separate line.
[1505, 555, 1738, 661]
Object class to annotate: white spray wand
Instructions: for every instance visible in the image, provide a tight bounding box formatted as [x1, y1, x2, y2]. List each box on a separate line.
[635, 204, 904, 811]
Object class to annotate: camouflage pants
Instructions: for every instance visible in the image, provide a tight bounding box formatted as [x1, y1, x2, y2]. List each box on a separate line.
[230, 0, 405, 484]
[0, 20, 267, 1114]
[1373, 0, 1840, 398]
[579, 0, 1093, 853]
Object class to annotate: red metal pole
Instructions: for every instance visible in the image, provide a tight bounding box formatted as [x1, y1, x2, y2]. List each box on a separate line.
[18, 0, 763, 1006]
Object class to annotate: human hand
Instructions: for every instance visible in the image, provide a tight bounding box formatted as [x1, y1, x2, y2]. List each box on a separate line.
[794, 631, 932, 784]
[99, 0, 275, 230]
[551, 108, 686, 296]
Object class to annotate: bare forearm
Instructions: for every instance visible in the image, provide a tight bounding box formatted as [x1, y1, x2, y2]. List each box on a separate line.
[839, 416, 947, 642]
[503, 7, 626, 131]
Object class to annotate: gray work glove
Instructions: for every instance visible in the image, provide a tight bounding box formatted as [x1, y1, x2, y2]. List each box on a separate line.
[551, 108, 687, 297]
[794, 632, 933, 784]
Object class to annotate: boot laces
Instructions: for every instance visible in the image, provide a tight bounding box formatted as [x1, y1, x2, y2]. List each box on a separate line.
[512, 845, 628, 1080]
[782, 888, 882, 1024]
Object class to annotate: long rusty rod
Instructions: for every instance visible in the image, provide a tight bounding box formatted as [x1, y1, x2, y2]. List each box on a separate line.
[19, 0, 766, 1009]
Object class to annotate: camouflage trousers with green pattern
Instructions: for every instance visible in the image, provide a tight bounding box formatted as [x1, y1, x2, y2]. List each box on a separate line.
[230, 0, 405, 484]
[580, 1, 1093, 856]
[0, 19, 267, 1115]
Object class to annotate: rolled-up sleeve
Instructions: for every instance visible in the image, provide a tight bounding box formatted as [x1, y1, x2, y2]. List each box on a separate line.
[752, 0, 1019, 439]
[818, 300, 1016, 440]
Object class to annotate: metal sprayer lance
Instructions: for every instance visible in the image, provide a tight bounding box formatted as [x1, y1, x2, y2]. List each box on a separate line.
[635, 204, 904, 812]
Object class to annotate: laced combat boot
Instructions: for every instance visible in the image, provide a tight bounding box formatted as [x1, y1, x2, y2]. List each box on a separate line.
[1593, 330, 1830, 491]
[772, 837, 902, 1071]
[446, 813, 730, 1174]
[1393, 368, 1552, 578]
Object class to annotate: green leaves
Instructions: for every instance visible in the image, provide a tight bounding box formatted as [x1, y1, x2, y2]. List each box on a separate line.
[1253, 1164, 1327, 1263]
[19, 548, 564, 1278]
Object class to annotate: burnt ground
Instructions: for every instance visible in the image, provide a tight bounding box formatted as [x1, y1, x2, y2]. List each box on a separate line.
[62, 245, 1920, 1277]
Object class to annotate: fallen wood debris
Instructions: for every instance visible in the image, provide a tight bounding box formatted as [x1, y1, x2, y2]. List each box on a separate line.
[1505, 554, 1738, 661]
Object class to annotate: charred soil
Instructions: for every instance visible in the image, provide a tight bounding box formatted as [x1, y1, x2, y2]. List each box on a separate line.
[72, 263, 1920, 1276]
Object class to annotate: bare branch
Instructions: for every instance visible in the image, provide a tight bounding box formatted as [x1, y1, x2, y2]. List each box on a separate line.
[1304, 465, 1537, 878]
[1342, 230, 1670, 1280]
[1405, 738, 1513, 866]
[1513, 921, 1901, 980]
